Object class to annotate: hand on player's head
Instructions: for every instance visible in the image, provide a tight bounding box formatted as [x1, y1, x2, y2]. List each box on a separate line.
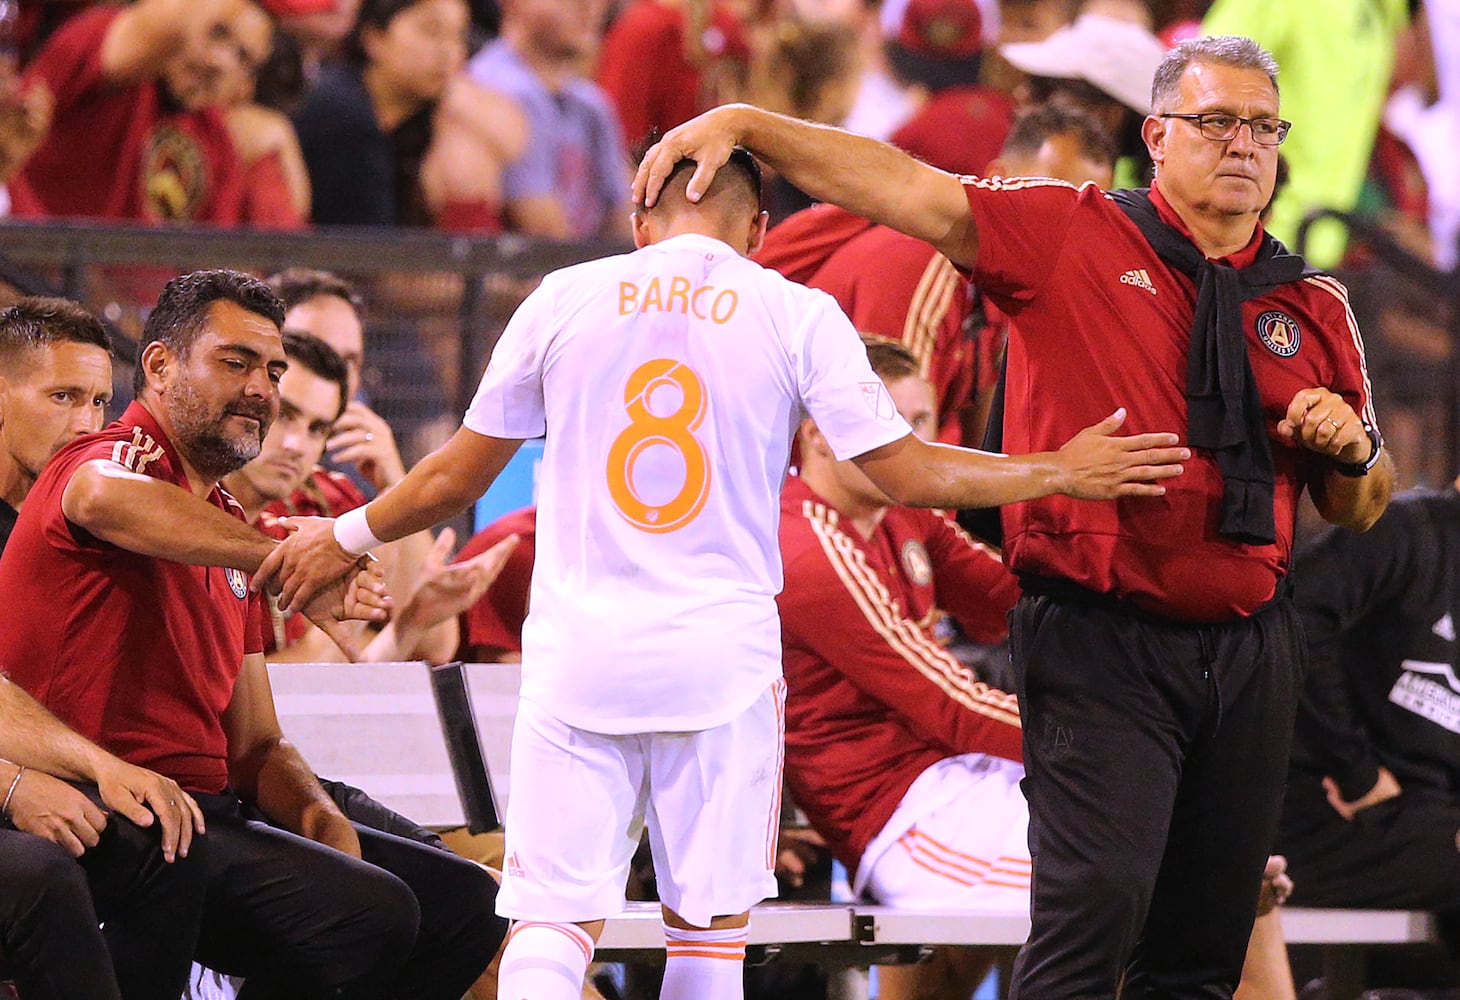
[633, 106, 751, 211]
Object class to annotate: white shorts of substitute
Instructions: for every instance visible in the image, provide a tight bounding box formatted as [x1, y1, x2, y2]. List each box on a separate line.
[497, 679, 785, 927]
[857, 753, 1030, 912]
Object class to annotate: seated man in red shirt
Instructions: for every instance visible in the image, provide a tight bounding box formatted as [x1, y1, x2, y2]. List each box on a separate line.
[0, 296, 206, 1000]
[261, 268, 454, 658]
[780, 338, 1295, 1000]
[757, 104, 1115, 445]
[12, 0, 272, 224]
[221, 329, 517, 660]
[0, 270, 502, 1000]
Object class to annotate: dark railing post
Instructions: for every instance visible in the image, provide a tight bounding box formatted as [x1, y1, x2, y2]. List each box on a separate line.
[1298, 208, 1460, 483]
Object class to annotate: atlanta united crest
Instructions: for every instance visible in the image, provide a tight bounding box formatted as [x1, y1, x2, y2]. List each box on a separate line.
[1256, 310, 1301, 357]
[226, 567, 249, 600]
[901, 540, 933, 587]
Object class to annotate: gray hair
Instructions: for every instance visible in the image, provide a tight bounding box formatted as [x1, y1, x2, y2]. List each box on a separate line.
[1150, 36, 1279, 113]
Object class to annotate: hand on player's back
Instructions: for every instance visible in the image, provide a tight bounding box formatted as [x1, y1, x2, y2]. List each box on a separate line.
[1053, 408, 1188, 500]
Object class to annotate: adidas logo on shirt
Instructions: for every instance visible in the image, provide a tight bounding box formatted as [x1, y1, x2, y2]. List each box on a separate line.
[1119, 269, 1157, 295]
[1435, 613, 1456, 642]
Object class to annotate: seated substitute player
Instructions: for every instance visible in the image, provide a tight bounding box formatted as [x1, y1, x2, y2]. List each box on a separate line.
[221, 329, 518, 661]
[0, 270, 502, 1000]
[262, 268, 455, 662]
[0, 296, 207, 1000]
[781, 337, 1297, 1000]
[454, 504, 537, 663]
[255, 148, 1189, 1000]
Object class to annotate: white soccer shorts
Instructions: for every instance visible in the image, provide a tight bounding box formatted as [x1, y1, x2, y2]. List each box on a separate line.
[496, 678, 785, 927]
[859, 753, 1030, 912]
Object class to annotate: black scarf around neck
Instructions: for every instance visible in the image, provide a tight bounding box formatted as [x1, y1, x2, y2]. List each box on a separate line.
[1111, 188, 1317, 546]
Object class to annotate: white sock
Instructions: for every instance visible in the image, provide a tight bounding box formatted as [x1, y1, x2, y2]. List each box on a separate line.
[496, 920, 594, 1000]
[661, 923, 747, 1000]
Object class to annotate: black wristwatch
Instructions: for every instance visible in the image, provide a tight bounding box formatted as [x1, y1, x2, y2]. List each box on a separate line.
[1332, 423, 1384, 477]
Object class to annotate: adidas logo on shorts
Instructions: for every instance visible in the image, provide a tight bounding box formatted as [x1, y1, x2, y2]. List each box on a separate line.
[1119, 269, 1157, 295]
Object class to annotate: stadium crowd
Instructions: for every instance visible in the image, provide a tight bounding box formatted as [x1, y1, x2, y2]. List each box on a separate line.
[0, 0, 1459, 998]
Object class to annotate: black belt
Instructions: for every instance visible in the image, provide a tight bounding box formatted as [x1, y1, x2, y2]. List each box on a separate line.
[1016, 572, 1294, 628]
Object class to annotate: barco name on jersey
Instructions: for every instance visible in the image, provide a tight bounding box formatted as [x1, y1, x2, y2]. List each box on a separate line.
[619, 277, 740, 323]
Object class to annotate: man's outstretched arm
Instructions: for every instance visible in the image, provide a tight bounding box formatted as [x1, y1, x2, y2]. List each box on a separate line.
[855, 408, 1189, 509]
[634, 104, 978, 269]
[255, 427, 525, 613]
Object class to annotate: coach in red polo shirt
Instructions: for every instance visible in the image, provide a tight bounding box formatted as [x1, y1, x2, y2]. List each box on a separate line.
[0, 271, 501, 1000]
[639, 34, 1394, 1000]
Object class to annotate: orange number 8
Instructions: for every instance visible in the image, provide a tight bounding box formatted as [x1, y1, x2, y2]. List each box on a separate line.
[606, 359, 711, 533]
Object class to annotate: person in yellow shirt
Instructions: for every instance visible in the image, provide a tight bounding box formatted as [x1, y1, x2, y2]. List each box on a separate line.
[1202, 0, 1411, 267]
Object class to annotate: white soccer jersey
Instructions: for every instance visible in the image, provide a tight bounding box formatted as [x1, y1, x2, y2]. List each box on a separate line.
[464, 232, 910, 733]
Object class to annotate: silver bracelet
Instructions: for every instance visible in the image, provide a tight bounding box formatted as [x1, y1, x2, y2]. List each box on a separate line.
[2, 765, 26, 819]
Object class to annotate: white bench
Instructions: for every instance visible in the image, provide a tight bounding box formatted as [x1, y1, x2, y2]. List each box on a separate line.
[279, 660, 1444, 994]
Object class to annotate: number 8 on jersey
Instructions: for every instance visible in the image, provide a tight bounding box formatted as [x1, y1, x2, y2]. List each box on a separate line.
[606, 359, 712, 533]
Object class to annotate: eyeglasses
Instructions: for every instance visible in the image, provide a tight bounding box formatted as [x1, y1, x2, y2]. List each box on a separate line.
[1158, 112, 1292, 146]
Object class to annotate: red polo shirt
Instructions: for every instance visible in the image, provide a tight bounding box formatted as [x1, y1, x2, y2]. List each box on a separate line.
[964, 178, 1375, 621]
[0, 403, 265, 793]
[777, 476, 1023, 874]
[759, 204, 976, 443]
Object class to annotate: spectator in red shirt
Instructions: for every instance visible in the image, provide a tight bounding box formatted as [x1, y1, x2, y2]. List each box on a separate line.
[0, 296, 207, 1000]
[758, 103, 1116, 446]
[597, 0, 750, 146]
[11, 0, 273, 224]
[642, 32, 1393, 998]
[883, 0, 1013, 176]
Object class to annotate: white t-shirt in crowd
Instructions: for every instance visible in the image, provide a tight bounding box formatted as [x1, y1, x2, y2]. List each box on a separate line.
[464, 232, 910, 733]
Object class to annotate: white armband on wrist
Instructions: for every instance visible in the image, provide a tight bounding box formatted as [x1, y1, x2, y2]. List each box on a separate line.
[334, 506, 384, 557]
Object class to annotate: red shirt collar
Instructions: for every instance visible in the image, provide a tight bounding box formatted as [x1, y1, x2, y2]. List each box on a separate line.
[1149, 180, 1265, 269]
[118, 401, 231, 509]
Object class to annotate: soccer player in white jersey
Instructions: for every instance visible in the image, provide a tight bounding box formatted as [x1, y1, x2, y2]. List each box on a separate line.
[256, 148, 1190, 1000]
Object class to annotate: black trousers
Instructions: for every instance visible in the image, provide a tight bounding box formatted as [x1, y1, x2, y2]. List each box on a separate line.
[1007, 590, 1303, 1000]
[195, 789, 505, 1000]
[0, 789, 208, 1000]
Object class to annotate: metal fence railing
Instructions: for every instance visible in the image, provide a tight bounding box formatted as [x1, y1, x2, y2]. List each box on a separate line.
[0, 221, 628, 471]
[1298, 210, 1460, 488]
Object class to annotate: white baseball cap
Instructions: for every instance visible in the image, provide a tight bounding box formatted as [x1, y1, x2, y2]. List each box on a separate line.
[999, 13, 1168, 113]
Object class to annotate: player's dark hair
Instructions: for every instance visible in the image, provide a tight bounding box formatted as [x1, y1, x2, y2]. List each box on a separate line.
[633, 134, 763, 214]
[265, 268, 366, 318]
[0, 296, 112, 372]
[1001, 104, 1118, 170]
[281, 330, 350, 421]
[862, 336, 921, 382]
[134, 270, 285, 396]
